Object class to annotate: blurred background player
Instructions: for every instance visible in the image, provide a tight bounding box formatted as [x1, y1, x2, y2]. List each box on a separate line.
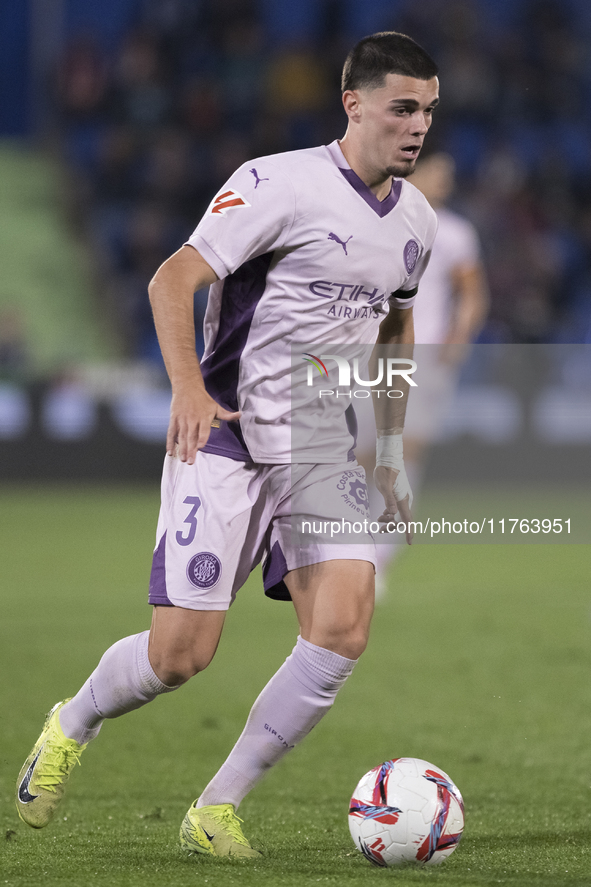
[409, 153, 488, 361]
[404, 151, 489, 473]
[358, 151, 489, 594]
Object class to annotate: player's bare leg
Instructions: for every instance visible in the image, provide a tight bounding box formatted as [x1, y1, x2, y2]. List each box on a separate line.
[16, 607, 224, 829]
[287, 559, 374, 660]
[183, 559, 374, 854]
[148, 606, 226, 685]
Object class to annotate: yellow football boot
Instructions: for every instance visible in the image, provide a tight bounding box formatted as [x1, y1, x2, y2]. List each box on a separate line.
[180, 802, 261, 858]
[16, 700, 86, 828]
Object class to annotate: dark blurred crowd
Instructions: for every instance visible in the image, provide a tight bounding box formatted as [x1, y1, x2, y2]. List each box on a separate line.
[51, 0, 591, 364]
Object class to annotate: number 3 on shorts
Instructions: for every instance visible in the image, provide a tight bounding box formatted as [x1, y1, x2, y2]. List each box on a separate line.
[176, 496, 202, 546]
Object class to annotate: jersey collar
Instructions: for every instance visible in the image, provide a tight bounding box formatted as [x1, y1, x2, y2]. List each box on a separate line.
[326, 140, 402, 218]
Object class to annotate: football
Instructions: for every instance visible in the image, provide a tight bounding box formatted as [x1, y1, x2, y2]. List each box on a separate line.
[348, 757, 464, 867]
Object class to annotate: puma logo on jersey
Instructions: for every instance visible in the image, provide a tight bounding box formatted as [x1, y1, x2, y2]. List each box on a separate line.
[328, 232, 352, 255]
[249, 168, 269, 188]
[210, 189, 251, 215]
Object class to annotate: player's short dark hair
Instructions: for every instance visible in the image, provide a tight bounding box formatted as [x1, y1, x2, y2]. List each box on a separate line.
[341, 31, 438, 92]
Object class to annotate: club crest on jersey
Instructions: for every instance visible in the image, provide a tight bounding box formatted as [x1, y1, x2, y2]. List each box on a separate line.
[403, 239, 419, 274]
[209, 189, 251, 215]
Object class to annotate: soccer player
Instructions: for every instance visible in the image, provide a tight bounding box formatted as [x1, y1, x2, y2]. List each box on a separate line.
[16, 32, 439, 857]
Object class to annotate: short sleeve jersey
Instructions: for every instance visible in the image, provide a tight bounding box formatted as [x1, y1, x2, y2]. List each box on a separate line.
[186, 140, 437, 464]
[412, 207, 481, 345]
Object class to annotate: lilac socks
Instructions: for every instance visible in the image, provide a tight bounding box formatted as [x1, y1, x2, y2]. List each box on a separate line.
[59, 632, 357, 813]
[59, 631, 178, 744]
[197, 636, 357, 809]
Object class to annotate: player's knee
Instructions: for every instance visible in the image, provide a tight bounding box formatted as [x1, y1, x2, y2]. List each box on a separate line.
[151, 648, 216, 685]
[315, 623, 369, 661]
[339, 629, 369, 660]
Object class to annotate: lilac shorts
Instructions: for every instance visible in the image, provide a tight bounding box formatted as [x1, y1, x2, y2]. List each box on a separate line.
[148, 451, 376, 610]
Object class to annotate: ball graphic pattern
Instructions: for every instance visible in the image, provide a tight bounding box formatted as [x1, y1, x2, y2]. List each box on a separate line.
[348, 758, 464, 867]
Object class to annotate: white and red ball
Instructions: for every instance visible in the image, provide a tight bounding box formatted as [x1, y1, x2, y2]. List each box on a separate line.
[348, 757, 464, 867]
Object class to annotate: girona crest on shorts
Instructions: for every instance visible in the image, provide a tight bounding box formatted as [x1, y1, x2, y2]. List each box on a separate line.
[209, 188, 251, 215]
[187, 552, 222, 589]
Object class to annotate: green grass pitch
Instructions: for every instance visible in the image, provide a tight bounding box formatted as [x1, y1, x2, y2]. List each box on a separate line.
[1, 484, 590, 886]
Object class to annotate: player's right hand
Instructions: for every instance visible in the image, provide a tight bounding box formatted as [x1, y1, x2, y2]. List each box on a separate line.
[167, 386, 240, 465]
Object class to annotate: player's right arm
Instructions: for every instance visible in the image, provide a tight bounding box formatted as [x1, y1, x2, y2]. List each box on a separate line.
[148, 244, 240, 465]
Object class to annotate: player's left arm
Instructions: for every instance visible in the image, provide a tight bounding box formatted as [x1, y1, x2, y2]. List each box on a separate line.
[372, 305, 415, 543]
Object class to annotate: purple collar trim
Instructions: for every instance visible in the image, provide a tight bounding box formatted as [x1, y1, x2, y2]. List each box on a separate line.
[325, 140, 402, 218]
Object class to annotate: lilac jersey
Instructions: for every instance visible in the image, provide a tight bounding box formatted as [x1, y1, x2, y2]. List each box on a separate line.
[186, 140, 437, 464]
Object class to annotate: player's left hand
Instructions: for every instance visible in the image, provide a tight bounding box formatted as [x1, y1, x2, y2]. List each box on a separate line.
[374, 465, 414, 544]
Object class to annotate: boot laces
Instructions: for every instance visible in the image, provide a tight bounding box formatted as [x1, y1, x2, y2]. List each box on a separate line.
[211, 806, 250, 846]
[36, 742, 84, 792]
